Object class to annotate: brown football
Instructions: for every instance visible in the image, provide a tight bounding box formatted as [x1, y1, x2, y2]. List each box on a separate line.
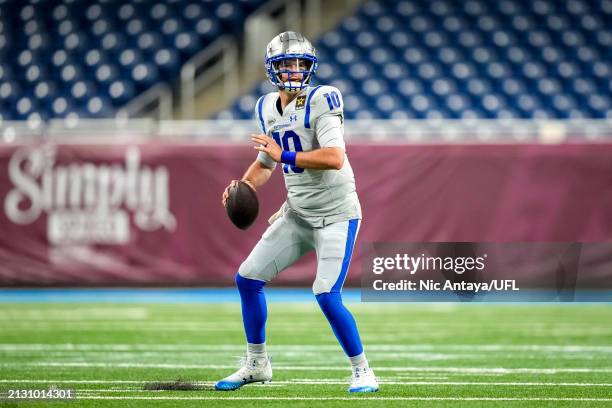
[226, 181, 259, 230]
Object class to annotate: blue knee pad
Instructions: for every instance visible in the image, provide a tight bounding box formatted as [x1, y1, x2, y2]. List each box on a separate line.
[235, 273, 267, 344]
[316, 292, 364, 357]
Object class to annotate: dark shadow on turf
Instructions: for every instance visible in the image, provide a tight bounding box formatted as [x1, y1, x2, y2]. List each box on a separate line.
[143, 379, 215, 391]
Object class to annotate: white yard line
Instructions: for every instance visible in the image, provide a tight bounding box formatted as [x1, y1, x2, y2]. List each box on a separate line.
[2, 380, 612, 387]
[0, 380, 146, 384]
[4, 362, 612, 374]
[1, 344, 612, 352]
[48, 396, 612, 401]
[0, 308, 149, 319]
[225, 381, 612, 386]
[0, 378, 441, 384]
[2, 351, 606, 362]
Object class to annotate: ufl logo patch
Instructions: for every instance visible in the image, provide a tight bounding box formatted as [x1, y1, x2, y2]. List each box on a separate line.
[295, 95, 306, 110]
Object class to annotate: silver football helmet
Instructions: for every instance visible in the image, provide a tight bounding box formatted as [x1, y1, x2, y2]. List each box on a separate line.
[265, 31, 318, 94]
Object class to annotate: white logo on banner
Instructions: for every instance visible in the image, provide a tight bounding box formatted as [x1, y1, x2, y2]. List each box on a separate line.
[4, 145, 176, 245]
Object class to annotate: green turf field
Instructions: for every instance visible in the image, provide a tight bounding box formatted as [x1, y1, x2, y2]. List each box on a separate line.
[0, 302, 611, 407]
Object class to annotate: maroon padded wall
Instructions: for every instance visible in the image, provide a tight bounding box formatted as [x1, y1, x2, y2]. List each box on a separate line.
[0, 141, 610, 286]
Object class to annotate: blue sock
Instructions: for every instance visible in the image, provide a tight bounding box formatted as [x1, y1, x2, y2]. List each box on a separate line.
[235, 273, 267, 344]
[316, 291, 364, 357]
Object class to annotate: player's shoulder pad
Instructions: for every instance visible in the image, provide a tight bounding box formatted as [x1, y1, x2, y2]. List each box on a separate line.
[304, 85, 344, 130]
[253, 92, 277, 134]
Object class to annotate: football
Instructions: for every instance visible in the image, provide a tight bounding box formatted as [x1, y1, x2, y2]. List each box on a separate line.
[226, 181, 259, 230]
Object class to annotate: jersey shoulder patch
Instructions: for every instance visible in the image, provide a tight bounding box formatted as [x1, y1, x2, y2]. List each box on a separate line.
[304, 85, 344, 129]
[254, 92, 277, 134]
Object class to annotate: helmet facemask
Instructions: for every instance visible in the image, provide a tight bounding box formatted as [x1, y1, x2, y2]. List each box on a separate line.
[266, 54, 318, 94]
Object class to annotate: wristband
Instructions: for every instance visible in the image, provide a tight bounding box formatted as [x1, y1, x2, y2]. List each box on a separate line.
[281, 151, 297, 166]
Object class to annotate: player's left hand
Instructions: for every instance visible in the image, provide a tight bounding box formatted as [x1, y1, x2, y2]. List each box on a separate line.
[251, 134, 282, 162]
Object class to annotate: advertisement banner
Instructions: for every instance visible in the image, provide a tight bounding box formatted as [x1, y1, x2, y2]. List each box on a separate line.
[0, 141, 611, 290]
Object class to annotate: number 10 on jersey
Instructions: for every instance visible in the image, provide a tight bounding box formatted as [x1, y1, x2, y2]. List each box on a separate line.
[271, 130, 304, 173]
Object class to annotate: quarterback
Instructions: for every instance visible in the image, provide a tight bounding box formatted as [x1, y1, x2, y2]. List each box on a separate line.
[217, 31, 378, 393]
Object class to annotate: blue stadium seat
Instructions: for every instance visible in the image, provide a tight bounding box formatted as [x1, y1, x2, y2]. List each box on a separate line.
[14, 96, 38, 120]
[131, 63, 159, 88]
[0, 81, 22, 104]
[95, 64, 121, 84]
[70, 80, 97, 102]
[195, 17, 222, 41]
[215, 2, 246, 32]
[34, 81, 60, 105]
[107, 80, 136, 104]
[173, 31, 201, 56]
[0, 0, 266, 120]
[126, 19, 147, 37]
[154, 48, 181, 79]
[86, 96, 114, 118]
[222, 0, 612, 119]
[118, 49, 144, 70]
[59, 63, 84, 83]
[84, 49, 108, 70]
[1, 0, 609, 121]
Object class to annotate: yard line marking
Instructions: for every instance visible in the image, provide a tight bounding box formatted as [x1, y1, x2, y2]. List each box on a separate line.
[1, 352, 609, 364]
[0, 380, 146, 384]
[47, 382, 612, 388]
[51, 396, 612, 401]
[76, 387, 292, 392]
[1, 344, 612, 352]
[0, 308, 148, 320]
[246, 381, 612, 386]
[0, 377, 447, 384]
[2, 351, 605, 362]
[6, 362, 612, 374]
[2, 379, 611, 387]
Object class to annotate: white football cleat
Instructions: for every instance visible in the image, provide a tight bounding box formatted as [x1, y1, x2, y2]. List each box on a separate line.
[214, 356, 272, 391]
[348, 366, 379, 393]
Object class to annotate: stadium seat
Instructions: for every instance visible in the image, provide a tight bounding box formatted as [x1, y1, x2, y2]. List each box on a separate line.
[0, 0, 265, 120]
[221, 0, 611, 120]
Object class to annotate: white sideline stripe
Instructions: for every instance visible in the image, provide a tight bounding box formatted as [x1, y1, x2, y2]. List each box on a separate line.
[52, 396, 612, 401]
[2, 350, 611, 358]
[3, 352, 605, 362]
[8, 362, 612, 373]
[76, 386, 296, 392]
[45, 382, 612, 388]
[265, 381, 612, 386]
[1, 344, 612, 352]
[0, 380, 145, 384]
[0, 377, 450, 384]
[9, 329, 612, 338]
[0, 308, 148, 320]
[219, 381, 612, 386]
[2, 349, 607, 358]
[1, 352, 607, 365]
[0, 378, 447, 384]
[2, 379, 611, 387]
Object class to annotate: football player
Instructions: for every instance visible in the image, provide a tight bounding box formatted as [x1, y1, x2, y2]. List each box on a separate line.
[217, 31, 378, 393]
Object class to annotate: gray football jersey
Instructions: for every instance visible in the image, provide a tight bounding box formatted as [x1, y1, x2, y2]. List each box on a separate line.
[254, 85, 362, 228]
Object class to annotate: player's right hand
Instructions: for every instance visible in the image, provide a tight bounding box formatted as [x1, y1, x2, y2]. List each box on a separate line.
[222, 180, 239, 207]
[222, 180, 256, 207]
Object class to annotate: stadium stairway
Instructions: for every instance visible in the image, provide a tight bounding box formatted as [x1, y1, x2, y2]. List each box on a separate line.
[191, 0, 363, 119]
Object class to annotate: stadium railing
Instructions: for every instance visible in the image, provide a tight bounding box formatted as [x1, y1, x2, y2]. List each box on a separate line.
[0, 119, 611, 143]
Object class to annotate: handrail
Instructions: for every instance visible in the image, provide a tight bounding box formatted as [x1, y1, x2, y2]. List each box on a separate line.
[116, 83, 172, 120]
[180, 35, 238, 119]
[2, 119, 611, 143]
[242, 0, 322, 79]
